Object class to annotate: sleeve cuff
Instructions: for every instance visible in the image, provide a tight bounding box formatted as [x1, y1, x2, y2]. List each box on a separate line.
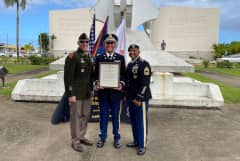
[136, 94, 144, 101]
[94, 80, 99, 85]
[120, 81, 125, 86]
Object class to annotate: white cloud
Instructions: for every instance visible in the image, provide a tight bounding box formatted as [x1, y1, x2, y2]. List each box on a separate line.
[29, 0, 97, 8]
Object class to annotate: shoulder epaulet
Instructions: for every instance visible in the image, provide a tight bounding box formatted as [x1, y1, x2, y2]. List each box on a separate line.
[139, 57, 145, 62]
[68, 52, 74, 59]
[140, 58, 150, 66]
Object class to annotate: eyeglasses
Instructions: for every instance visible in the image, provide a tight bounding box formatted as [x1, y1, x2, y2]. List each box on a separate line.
[106, 41, 115, 45]
[80, 40, 89, 44]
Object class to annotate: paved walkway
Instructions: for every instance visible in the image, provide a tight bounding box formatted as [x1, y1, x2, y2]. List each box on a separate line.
[4, 67, 49, 83]
[1, 95, 240, 161]
[197, 71, 240, 87]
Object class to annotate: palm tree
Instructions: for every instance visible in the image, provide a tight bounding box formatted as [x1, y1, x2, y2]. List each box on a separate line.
[50, 34, 56, 53]
[4, 0, 27, 60]
[38, 33, 49, 54]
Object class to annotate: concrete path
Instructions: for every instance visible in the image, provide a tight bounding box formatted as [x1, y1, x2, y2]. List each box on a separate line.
[5, 67, 49, 83]
[1, 96, 240, 161]
[197, 71, 240, 87]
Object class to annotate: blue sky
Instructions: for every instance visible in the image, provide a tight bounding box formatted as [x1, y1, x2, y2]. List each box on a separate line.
[0, 0, 239, 47]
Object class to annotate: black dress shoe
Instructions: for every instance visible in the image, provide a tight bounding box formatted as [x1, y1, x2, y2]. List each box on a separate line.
[114, 140, 121, 149]
[71, 143, 84, 152]
[137, 148, 146, 155]
[80, 138, 94, 146]
[97, 139, 105, 148]
[126, 142, 138, 148]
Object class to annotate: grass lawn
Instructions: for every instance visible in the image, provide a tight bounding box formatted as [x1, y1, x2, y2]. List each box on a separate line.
[194, 64, 240, 77]
[33, 70, 59, 78]
[183, 72, 240, 104]
[1, 64, 47, 74]
[0, 81, 17, 95]
[0, 70, 59, 96]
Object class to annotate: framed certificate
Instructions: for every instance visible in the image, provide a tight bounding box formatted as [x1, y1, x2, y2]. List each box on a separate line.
[99, 62, 120, 88]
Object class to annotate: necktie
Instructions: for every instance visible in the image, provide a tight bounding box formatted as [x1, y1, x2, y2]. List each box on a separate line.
[108, 56, 112, 60]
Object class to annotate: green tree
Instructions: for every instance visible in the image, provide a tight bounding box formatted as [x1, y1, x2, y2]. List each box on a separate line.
[229, 41, 240, 54]
[212, 43, 228, 59]
[38, 33, 49, 53]
[213, 41, 240, 59]
[50, 34, 56, 52]
[23, 43, 34, 54]
[4, 0, 27, 60]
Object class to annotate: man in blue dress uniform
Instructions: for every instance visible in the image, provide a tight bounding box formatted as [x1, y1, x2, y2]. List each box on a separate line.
[94, 33, 126, 149]
[125, 44, 152, 155]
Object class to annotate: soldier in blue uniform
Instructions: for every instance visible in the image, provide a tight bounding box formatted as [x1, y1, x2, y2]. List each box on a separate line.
[125, 44, 152, 155]
[94, 33, 126, 149]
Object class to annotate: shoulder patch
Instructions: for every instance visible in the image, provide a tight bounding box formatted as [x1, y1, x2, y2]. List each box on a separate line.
[68, 53, 74, 59]
[144, 66, 150, 76]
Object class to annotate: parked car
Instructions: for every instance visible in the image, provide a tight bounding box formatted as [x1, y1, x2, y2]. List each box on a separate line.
[11, 53, 24, 58]
[217, 54, 240, 63]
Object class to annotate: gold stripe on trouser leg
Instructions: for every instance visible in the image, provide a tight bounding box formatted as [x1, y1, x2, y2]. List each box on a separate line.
[118, 100, 123, 130]
[142, 101, 147, 147]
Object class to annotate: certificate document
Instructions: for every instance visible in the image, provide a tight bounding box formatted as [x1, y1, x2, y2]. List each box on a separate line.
[99, 62, 120, 88]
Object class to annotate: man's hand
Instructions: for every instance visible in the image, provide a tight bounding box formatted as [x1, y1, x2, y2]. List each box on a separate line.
[113, 83, 122, 91]
[132, 99, 141, 107]
[95, 80, 104, 90]
[68, 96, 76, 105]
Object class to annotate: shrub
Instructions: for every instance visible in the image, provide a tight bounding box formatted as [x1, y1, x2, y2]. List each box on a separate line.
[1, 56, 9, 64]
[28, 55, 43, 65]
[189, 56, 197, 59]
[202, 60, 209, 68]
[217, 60, 233, 68]
[28, 55, 57, 65]
[17, 57, 29, 64]
[234, 63, 240, 68]
[43, 57, 58, 65]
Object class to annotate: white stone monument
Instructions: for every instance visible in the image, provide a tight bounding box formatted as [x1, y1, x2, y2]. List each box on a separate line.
[12, 0, 223, 107]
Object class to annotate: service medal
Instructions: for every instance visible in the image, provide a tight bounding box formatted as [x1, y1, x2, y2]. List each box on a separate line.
[80, 58, 85, 63]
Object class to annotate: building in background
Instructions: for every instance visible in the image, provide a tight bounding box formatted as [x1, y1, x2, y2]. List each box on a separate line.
[49, 0, 220, 60]
[150, 6, 220, 59]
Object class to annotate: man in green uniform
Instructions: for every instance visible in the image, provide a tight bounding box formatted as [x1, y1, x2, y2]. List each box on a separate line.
[64, 33, 94, 152]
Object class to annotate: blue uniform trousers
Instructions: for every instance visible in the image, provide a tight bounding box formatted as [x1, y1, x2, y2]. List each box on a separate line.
[128, 100, 149, 149]
[99, 97, 121, 141]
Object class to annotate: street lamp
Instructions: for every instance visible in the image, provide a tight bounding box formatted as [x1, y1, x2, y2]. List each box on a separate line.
[6, 33, 8, 54]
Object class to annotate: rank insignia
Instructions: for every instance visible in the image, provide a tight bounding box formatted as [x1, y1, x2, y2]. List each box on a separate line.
[144, 66, 150, 76]
[80, 58, 85, 63]
[68, 53, 74, 59]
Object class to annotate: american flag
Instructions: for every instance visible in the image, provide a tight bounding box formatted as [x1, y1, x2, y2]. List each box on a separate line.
[89, 13, 95, 54]
[92, 16, 108, 57]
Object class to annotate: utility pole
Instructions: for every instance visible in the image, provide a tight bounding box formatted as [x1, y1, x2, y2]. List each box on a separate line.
[6, 33, 8, 54]
[39, 34, 42, 54]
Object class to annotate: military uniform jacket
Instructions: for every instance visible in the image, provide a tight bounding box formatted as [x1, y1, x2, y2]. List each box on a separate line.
[126, 56, 152, 101]
[95, 52, 126, 101]
[64, 48, 94, 99]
